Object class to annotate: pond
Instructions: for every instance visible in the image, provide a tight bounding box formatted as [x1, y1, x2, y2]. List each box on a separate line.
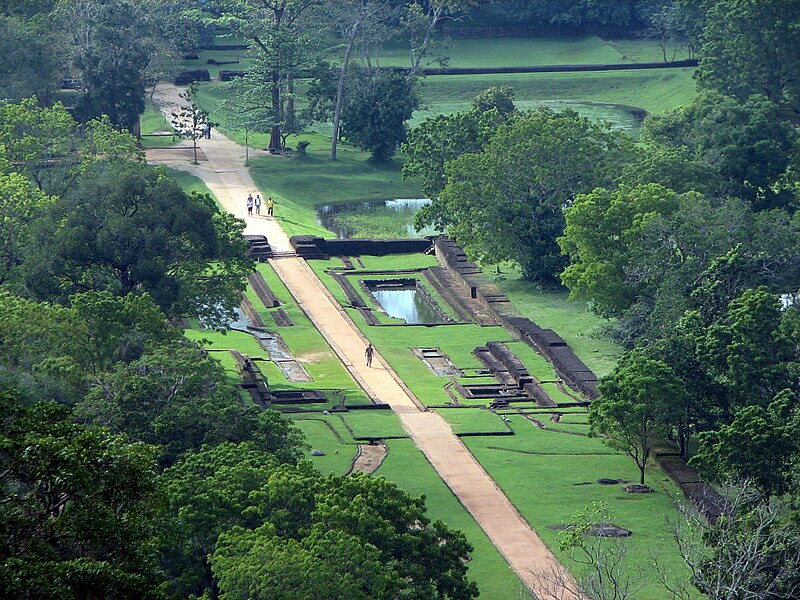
[316, 198, 438, 239]
[370, 284, 449, 325]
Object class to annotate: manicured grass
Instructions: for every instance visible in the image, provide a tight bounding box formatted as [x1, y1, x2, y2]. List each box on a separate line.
[248, 147, 423, 238]
[339, 410, 408, 439]
[418, 67, 696, 115]
[379, 35, 626, 68]
[437, 408, 512, 435]
[497, 279, 623, 379]
[606, 38, 692, 63]
[348, 253, 441, 271]
[140, 100, 179, 149]
[464, 416, 697, 599]
[178, 48, 253, 79]
[375, 439, 527, 599]
[162, 166, 219, 201]
[292, 417, 358, 475]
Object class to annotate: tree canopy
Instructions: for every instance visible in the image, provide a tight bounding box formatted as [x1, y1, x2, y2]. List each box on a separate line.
[416, 106, 632, 282]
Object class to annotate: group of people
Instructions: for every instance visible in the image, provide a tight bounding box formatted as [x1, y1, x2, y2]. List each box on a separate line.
[246, 193, 274, 217]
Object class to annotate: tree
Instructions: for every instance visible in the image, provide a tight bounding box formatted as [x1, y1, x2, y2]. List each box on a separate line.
[403, 88, 514, 198]
[60, 0, 154, 131]
[340, 67, 419, 161]
[0, 165, 55, 286]
[0, 392, 165, 600]
[404, 0, 476, 76]
[212, 526, 404, 600]
[160, 443, 477, 599]
[0, 15, 59, 103]
[691, 392, 799, 499]
[0, 98, 142, 193]
[644, 314, 725, 459]
[0, 98, 78, 190]
[642, 91, 799, 210]
[219, 76, 277, 166]
[418, 107, 632, 282]
[698, 287, 799, 410]
[665, 483, 800, 600]
[616, 144, 720, 195]
[695, 0, 800, 109]
[580, 195, 800, 343]
[75, 347, 304, 465]
[199, 0, 325, 151]
[559, 184, 687, 317]
[170, 84, 208, 165]
[325, 0, 397, 161]
[590, 354, 685, 484]
[21, 160, 252, 327]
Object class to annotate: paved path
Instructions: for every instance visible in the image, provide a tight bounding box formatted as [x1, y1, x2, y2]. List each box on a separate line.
[147, 84, 579, 599]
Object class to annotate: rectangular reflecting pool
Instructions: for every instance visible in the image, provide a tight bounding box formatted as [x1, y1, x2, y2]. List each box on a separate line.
[367, 280, 449, 325]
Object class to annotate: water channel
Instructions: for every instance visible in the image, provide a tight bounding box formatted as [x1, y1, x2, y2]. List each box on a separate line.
[371, 287, 449, 325]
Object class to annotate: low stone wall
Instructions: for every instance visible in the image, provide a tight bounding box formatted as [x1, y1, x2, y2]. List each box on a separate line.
[220, 70, 245, 81]
[434, 236, 599, 399]
[290, 236, 432, 258]
[174, 69, 211, 85]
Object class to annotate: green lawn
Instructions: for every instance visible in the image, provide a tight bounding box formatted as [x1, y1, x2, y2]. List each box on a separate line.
[437, 408, 512, 435]
[417, 67, 696, 116]
[464, 415, 697, 599]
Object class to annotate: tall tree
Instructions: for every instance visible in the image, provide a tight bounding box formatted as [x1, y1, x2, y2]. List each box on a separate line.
[0, 393, 164, 600]
[590, 354, 685, 485]
[642, 91, 799, 210]
[170, 84, 208, 165]
[695, 0, 800, 109]
[559, 184, 687, 318]
[339, 67, 419, 161]
[326, 0, 396, 160]
[59, 0, 154, 131]
[199, 0, 324, 151]
[403, 87, 514, 199]
[21, 161, 251, 327]
[418, 107, 632, 282]
[161, 442, 477, 599]
[0, 98, 141, 194]
[75, 346, 304, 465]
[0, 16, 60, 103]
[0, 159, 55, 287]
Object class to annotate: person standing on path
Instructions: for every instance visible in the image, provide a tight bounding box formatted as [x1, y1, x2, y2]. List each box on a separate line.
[365, 343, 374, 367]
[246, 194, 254, 216]
[267, 196, 274, 217]
[254, 194, 262, 215]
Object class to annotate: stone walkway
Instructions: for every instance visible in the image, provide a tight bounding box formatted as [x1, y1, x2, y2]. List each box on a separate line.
[147, 84, 580, 600]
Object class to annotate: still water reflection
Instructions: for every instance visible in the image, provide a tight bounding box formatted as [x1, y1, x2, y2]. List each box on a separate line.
[371, 288, 448, 325]
[316, 198, 436, 239]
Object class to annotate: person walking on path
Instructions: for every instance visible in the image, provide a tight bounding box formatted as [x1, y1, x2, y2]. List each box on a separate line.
[254, 194, 262, 215]
[365, 343, 374, 367]
[267, 196, 274, 217]
[246, 194, 254, 216]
